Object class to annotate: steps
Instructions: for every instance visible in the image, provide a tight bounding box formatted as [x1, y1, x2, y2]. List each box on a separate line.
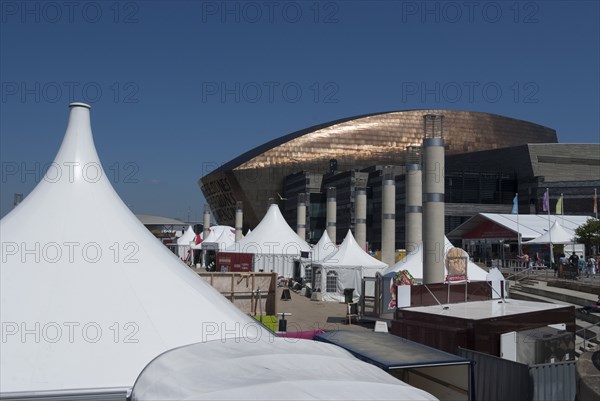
[508, 280, 600, 358]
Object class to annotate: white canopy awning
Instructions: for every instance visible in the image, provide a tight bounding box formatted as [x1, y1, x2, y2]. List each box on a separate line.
[524, 220, 575, 244]
[131, 338, 437, 401]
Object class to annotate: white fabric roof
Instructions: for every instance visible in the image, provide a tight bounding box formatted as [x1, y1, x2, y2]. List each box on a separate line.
[0, 104, 269, 393]
[226, 204, 310, 255]
[131, 338, 436, 401]
[311, 230, 337, 261]
[176, 225, 196, 258]
[449, 213, 590, 240]
[193, 226, 236, 250]
[381, 237, 488, 282]
[177, 225, 196, 246]
[322, 230, 388, 269]
[314, 231, 387, 302]
[525, 220, 575, 244]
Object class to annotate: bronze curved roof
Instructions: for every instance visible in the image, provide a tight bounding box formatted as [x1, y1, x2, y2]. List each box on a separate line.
[200, 110, 557, 226]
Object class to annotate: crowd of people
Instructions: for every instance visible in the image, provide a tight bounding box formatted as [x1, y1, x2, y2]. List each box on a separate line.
[555, 252, 598, 279]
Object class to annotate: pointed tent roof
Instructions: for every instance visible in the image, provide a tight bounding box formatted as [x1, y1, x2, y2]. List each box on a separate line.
[525, 220, 575, 244]
[195, 225, 235, 250]
[381, 237, 488, 281]
[312, 230, 337, 261]
[323, 230, 387, 269]
[0, 104, 268, 393]
[177, 225, 196, 245]
[214, 228, 236, 250]
[226, 204, 310, 255]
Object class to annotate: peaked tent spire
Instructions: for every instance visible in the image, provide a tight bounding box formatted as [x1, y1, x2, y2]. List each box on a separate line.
[0, 104, 268, 394]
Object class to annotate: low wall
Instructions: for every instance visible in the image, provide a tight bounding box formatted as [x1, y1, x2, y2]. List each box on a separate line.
[197, 272, 277, 315]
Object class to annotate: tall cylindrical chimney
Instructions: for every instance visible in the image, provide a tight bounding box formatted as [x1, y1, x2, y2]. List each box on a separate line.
[326, 187, 337, 244]
[405, 146, 423, 256]
[381, 167, 396, 267]
[203, 205, 211, 240]
[297, 193, 307, 240]
[355, 187, 367, 251]
[235, 201, 243, 241]
[422, 115, 445, 284]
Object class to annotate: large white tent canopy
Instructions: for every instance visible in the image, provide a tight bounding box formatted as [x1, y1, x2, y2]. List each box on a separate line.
[0, 104, 268, 394]
[226, 204, 310, 277]
[0, 104, 437, 401]
[448, 213, 590, 241]
[314, 230, 387, 302]
[131, 338, 436, 400]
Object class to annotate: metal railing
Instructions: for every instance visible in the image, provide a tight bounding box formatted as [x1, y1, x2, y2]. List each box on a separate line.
[576, 320, 600, 350]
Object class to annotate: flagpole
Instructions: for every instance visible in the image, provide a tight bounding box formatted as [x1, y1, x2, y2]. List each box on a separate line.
[546, 188, 553, 266]
[514, 193, 521, 256]
[561, 192, 564, 225]
[595, 188, 598, 219]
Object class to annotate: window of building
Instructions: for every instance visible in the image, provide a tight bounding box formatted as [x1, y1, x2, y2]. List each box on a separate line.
[326, 271, 338, 293]
[304, 266, 312, 284]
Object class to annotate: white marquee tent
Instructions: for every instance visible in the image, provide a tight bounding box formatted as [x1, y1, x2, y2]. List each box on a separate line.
[313, 230, 387, 302]
[0, 104, 268, 395]
[191, 225, 236, 251]
[0, 104, 437, 401]
[177, 225, 196, 258]
[312, 230, 338, 262]
[525, 220, 575, 245]
[381, 237, 488, 282]
[225, 204, 310, 277]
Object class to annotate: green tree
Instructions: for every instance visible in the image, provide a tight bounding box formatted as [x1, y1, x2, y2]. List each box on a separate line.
[574, 218, 600, 255]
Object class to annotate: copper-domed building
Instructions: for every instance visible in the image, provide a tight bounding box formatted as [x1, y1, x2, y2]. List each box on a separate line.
[199, 110, 557, 229]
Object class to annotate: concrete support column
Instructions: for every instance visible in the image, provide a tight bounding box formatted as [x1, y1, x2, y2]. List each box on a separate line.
[297, 193, 306, 240]
[406, 146, 423, 256]
[326, 187, 337, 244]
[381, 168, 396, 267]
[203, 206, 211, 240]
[355, 187, 367, 251]
[235, 201, 243, 241]
[422, 115, 445, 284]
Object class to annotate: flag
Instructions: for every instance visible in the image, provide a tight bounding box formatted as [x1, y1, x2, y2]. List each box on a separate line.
[594, 190, 598, 215]
[556, 194, 563, 215]
[512, 193, 518, 214]
[542, 191, 549, 212]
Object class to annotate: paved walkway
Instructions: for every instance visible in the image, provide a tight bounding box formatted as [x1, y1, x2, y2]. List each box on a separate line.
[275, 288, 374, 333]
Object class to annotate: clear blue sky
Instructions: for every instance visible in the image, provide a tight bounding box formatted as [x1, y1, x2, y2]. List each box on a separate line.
[1, 0, 599, 220]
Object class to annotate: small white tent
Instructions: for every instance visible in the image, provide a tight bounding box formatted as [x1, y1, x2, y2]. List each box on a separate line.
[314, 230, 387, 302]
[381, 237, 488, 282]
[524, 220, 575, 244]
[226, 204, 310, 277]
[177, 225, 196, 259]
[312, 230, 337, 261]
